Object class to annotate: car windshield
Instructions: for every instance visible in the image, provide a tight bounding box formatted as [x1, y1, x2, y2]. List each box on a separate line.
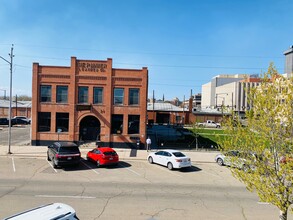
[225, 151, 239, 157]
[59, 147, 80, 153]
[172, 152, 186, 157]
[104, 151, 117, 156]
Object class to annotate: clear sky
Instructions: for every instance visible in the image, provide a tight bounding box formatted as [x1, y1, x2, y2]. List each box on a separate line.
[0, 0, 293, 101]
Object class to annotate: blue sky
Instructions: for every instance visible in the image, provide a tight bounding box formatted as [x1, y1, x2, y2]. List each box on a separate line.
[0, 0, 293, 100]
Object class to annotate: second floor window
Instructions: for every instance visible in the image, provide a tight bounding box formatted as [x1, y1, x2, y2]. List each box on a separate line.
[129, 88, 139, 105]
[56, 86, 68, 103]
[40, 85, 51, 102]
[93, 87, 103, 104]
[78, 86, 88, 104]
[114, 88, 124, 105]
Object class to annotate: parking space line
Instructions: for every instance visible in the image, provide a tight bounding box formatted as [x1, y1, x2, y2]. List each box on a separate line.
[81, 161, 100, 175]
[119, 163, 141, 176]
[47, 160, 58, 173]
[258, 202, 270, 205]
[35, 195, 96, 199]
[11, 157, 16, 172]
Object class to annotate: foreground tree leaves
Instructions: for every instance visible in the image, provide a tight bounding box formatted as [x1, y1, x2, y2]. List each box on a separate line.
[220, 63, 293, 220]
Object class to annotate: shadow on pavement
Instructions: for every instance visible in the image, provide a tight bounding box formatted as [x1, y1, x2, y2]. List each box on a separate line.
[61, 159, 132, 171]
[179, 165, 202, 173]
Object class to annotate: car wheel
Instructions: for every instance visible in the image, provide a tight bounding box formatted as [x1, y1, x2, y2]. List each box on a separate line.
[47, 153, 51, 161]
[217, 158, 224, 166]
[167, 162, 173, 170]
[242, 164, 249, 172]
[52, 158, 58, 168]
[148, 156, 153, 164]
[96, 160, 100, 167]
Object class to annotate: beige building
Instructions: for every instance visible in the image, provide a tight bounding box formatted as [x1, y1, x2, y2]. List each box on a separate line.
[201, 74, 261, 112]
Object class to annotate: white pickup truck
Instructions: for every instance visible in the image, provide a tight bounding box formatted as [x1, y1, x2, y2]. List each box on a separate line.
[198, 120, 221, 128]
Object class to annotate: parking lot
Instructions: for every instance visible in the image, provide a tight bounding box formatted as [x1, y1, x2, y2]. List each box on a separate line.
[1, 153, 289, 220]
[0, 125, 292, 219]
[0, 125, 31, 146]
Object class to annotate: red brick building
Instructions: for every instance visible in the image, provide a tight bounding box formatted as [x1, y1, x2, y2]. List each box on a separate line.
[31, 57, 148, 147]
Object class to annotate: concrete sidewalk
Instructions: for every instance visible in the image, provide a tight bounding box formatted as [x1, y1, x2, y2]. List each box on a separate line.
[0, 145, 219, 164]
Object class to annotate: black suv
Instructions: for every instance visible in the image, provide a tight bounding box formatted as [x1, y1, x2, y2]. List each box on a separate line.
[47, 142, 81, 168]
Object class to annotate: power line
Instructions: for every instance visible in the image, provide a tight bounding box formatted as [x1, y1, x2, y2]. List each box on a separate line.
[14, 54, 283, 71]
[14, 43, 283, 59]
[116, 62, 284, 70]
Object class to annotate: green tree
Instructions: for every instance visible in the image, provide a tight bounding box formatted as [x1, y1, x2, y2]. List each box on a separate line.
[220, 63, 293, 220]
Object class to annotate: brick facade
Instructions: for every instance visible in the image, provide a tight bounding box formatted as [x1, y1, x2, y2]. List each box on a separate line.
[31, 57, 148, 147]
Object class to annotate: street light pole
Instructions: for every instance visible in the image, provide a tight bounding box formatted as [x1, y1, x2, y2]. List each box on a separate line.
[0, 44, 14, 154]
[215, 93, 228, 108]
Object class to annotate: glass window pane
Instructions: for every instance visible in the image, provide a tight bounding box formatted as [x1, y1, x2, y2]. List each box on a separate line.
[38, 112, 51, 132]
[94, 87, 103, 104]
[129, 88, 139, 105]
[111, 114, 123, 134]
[40, 85, 51, 102]
[78, 86, 88, 103]
[56, 86, 68, 103]
[114, 88, 124, 105]
[128, 115, 140, 134]
[56, 113, 69, 132]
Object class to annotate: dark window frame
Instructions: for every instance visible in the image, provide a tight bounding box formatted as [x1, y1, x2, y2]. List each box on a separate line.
[37, 112, 51, 132]
[128, 115, 140, 134]
[56, 112, 69, 132]
[113, 88, 124, 105]
[129, 88, 139, 105]
[78, 86, 89, 104]
[56, 85, 68, 103]
[93, 87, 103, 104]
[40, 85, 52, 103]
[111, 114, 123, 134]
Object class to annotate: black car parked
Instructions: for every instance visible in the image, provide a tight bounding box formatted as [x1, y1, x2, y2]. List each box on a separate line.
[11, 117, 30, 125]
[0, 118, 9, 126]
[47, 142, 81, 168]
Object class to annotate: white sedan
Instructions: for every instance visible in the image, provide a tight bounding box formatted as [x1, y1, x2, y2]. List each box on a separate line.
[147, 149, 191, 170]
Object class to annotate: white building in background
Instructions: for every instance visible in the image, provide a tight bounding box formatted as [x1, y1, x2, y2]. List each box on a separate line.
[284, 46, 293, 77]
[201, 45, 293, 113]
[201, 74, 261, 112]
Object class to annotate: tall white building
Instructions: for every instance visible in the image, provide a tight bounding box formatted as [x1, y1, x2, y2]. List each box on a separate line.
[201, 74, 261, 112]
[201, 45, 293, 113]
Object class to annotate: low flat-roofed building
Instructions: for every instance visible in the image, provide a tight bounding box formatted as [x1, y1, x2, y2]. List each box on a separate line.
[0, 99, 31, 118]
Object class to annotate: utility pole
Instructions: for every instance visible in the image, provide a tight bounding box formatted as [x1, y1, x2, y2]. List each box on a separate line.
[0, 44, 14, 154]
[15, 94, 18, 116]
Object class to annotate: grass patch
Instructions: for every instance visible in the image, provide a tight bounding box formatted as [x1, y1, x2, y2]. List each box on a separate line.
[188, 128, 226, 146]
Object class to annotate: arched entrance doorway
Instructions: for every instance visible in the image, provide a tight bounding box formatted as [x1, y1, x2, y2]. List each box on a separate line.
[79, 116, 100, 142]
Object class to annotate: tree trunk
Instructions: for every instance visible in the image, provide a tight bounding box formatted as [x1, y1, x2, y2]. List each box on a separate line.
[279, 209, 287, 220]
